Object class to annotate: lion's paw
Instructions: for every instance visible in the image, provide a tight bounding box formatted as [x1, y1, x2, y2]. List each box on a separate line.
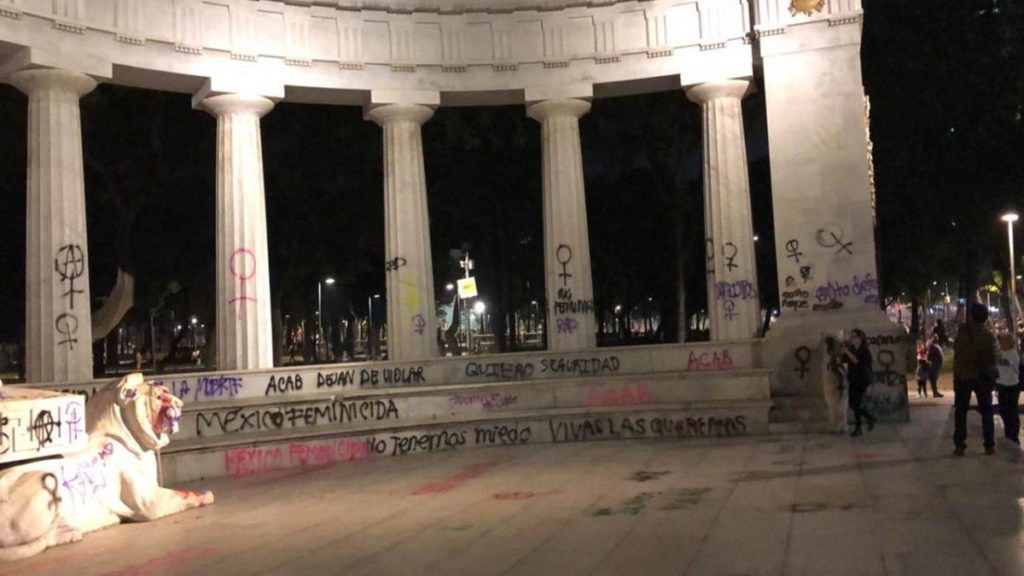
[176, 489, 215, 507]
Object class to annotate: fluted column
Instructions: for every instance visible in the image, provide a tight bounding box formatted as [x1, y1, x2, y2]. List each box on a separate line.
[200, 94, 275, 370]
[528, 98, 596, 351]
[686, 79, 760, 341]
[366, 104, 438, 361]
[10, 69, 97, 383]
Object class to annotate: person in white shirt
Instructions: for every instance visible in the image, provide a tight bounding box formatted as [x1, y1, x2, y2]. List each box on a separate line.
[996, 333, 1021, 444]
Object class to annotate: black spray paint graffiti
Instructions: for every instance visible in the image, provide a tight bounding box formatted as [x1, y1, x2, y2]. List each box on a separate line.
[785, 239, 803, 263]
[384, 257, 407, 272]
[264, 374, 304, 395]
[815, 226, 854, 256]
[41, 473, 62, 511]
[781, 288, 810, 312]
[412, 314, 426, 335]
[314, 366, 427, 389]
[55, 313, 79, 350]
[55, 244, 85, 309]
[197, 398, 401, 436]
[54, 244, 85, 349]
[873, 349, 907, 387]
[722, 242, 738, 271]
[800, 266, 813, 283]
[0, 412, 8, 455]
[556, 244, 573, 286]
[464, 356, 620, 380]
[548, 415, 747, 443]
[794, 346, 811, 379]
[29, 410, 60, 448]
[552, 243, 593, 320]
[705, 238, 715, 275]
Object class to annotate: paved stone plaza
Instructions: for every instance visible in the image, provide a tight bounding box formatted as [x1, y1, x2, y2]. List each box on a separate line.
[4, 399, 1021, 576]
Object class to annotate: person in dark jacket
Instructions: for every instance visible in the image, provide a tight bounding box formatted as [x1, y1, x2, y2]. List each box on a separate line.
[926, 335, 945, 398]
[933, 318, 949, 347]
[842, 328, 875, 437]
[952, 303, 998, 456]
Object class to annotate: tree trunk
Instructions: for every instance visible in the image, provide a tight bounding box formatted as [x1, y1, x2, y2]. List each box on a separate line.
[910, 294, 921, 336]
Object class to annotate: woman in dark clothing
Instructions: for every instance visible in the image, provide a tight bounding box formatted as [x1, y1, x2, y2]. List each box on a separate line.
[843, 328, 876, 437]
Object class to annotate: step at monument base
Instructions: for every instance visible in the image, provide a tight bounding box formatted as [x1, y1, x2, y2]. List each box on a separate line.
[161, 401, 771, 483]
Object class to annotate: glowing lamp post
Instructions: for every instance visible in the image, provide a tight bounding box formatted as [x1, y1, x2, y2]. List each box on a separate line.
[317, 277, 335, 362]
[1003, 213, 1019, 319]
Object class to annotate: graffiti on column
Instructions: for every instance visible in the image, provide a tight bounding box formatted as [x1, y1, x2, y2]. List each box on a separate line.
[229, 247, 257, 305]
[412, 314, 426, 335]
[781, 275, 810, 312]
[785, 239, 803, 264]
[815, 225, 854, 256]
[384, 257, 407, 272]
[54, 244, 85, 349]
[715, 280, 755, 322]
[556, 244, 572, 286]
[552, 244, 593, 331]
[793, 346, 811, 379]
[722, 242, 739, 272]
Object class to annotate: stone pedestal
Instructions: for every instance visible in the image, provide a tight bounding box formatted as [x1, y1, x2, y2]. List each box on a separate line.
[528, 98, 596, 351]
[9, 69, 97, 383]
[366, 104, 438, 361]
[201, 94, 275, 371]
[686, 80, 760, 342]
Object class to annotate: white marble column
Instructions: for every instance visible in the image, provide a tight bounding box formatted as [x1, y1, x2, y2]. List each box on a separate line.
[10, 69, 97, 383]
[686, 79, 760, 341]
[528, 98, 596, 351]
[200, 94, 274, 370]
[366, 104, 438, 361]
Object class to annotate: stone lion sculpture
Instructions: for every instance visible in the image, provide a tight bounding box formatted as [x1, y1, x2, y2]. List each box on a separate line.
[0, 373, 214, 560]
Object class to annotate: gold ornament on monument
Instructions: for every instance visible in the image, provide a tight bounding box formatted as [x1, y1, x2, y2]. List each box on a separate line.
[789, 0, 825, 16]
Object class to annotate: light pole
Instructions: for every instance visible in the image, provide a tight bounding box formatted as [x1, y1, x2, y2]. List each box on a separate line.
[367, 294, 380, 359]
[317, 277, 335, 362]
[1003, 212, 1019, 319]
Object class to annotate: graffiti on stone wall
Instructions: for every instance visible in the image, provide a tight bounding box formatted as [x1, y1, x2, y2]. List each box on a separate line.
[196, 398, 400, 436]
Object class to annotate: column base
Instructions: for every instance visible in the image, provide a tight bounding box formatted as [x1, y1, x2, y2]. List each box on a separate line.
[765, 307, 910, 423]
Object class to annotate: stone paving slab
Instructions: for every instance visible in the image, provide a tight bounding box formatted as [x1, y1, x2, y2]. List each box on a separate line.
[3, 399, 1024, 576]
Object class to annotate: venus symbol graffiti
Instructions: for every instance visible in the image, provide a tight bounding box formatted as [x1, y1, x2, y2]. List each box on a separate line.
[229, 247, 258, 305]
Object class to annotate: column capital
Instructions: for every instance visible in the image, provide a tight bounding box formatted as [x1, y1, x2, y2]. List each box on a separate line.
[200, 93, 274, 118]
[527, 98, 591, 123]
[684, 79, 752, 105]
[365, 103, 434, 127]
[7, 68, 97, 97]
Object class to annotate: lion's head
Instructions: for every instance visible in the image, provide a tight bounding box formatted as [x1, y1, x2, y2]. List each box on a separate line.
[114, 373, 183, 451]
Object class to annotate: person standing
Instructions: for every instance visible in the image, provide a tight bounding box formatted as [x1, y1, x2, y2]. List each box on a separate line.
[996, 333, 1021, 444]
[953, 303, 998, 456]
[843, 328, 875, 437]
[915, 358, 930, 398]
[927, 335, 945, 398]
[934, 318, 949, 347]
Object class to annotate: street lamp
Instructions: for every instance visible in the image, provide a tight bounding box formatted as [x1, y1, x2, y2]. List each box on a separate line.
[1003, 212, 1019, 318]
[317, 277, 335, 362]
[368, 294, 380, 359]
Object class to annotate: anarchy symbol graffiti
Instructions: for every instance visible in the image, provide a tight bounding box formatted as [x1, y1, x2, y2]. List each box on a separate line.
[30, 410, 60, 448]
[54, 244, 86, 309]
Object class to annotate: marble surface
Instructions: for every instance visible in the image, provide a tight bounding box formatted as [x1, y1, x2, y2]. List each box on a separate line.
[3, 398, 1019, 576]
